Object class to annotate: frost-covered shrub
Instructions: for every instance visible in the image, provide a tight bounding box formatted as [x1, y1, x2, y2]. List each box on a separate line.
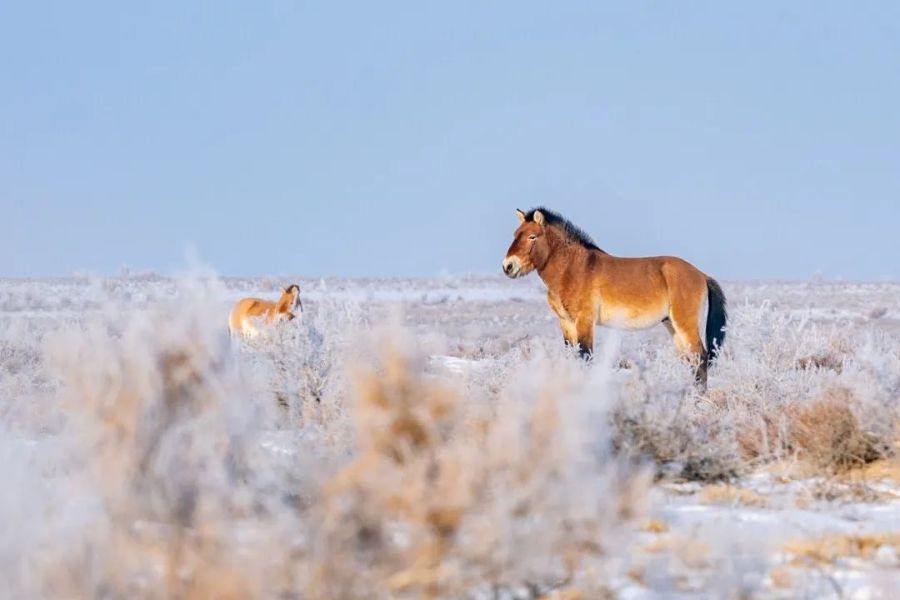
[303, 335, 648, 599]
[0, 277, 649, 598]
[596, 298, 900, 479]
[239, 298, 364, 430]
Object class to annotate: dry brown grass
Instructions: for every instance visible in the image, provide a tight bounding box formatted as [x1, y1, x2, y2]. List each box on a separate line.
[699, 484, 769, 508]
[736, 386, 890, 474]
[611, 396, 742, 482]
[28, 288, 659, 600]
[644, 535, 711, 569]
[796, 352, 844, 373]
[796, 338, 852, 373]
[767, 565, 794, 589]
[783, 533, 900, 566]
[10, 276, 900, 597]
[785, 387, 886, 471]
[38, 314, 651, 599]
[735, 408, 788, 464]
[41, 313, 295, 599]
[837, 457, 900, 482]
[309, 349, 474, 599]
[640, 519, 669, 533]
[297, 342, 649, 599]
[791, 478, 898, 508]
[758, 460, 821, 481]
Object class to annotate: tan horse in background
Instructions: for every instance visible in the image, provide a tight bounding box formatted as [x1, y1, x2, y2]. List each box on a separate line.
[503, 208, 727, 386]
[229, 284, 302, 338]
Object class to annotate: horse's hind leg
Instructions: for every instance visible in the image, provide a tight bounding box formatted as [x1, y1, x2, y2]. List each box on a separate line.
[241, 319, 259, 339]
[666, 314, 708, 388]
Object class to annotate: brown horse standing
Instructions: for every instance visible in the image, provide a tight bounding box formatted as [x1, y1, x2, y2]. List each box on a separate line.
[502, 208, 726, 386]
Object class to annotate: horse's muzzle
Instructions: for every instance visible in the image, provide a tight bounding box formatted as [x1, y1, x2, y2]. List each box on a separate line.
[502, 258, 521, 278]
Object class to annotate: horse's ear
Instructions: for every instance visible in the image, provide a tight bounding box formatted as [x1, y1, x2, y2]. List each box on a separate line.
[533, 210, 545, 226]
[515, 209, 526, 224]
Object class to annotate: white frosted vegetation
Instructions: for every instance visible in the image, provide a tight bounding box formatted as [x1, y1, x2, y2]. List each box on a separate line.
[1, 275, 899, 597]
[0, 276, 647, 598]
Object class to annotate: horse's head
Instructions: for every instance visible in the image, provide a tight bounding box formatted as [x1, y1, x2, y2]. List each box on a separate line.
[502, 209, 549, 278]
[281, 284, 303, 314]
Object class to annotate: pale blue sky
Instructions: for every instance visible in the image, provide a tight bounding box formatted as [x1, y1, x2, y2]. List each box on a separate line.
[3, 2, 899, 280]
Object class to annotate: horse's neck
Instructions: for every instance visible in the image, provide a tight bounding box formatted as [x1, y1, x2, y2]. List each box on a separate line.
[274, 295, 291, 313]
[536, 231, 588, 292]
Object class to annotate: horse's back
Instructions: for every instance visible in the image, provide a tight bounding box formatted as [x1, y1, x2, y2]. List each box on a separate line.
[229, 297, 270, 334]
[655, 256, 710, 294]
[592, 254, 708, 329]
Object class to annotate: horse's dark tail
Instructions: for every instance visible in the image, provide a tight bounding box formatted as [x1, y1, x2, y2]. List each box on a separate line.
[705, 278, 727, 362]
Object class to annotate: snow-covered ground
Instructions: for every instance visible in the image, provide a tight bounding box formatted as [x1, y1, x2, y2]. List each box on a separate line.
[2, 275, 900, 598]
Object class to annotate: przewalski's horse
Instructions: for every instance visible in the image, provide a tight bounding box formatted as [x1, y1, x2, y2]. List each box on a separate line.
[502, 208, 726, 387]
[228, 284, 302, 338]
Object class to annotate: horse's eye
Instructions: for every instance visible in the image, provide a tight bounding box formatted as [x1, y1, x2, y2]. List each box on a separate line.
[528, 235, 537, 241]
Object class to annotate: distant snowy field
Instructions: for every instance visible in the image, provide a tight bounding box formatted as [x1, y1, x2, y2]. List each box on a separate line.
[3, 275, 898, 353]
[3, 274, 899, 322]
[2, 275, 900, 598]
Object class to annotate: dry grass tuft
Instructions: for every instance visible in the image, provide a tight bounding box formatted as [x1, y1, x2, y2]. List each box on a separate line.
[839, 458, 900, 482]
[796, 352, 844, 373]
[637, 533, 713, 572]
[734, 408, 788, 464]
[735, 385, 892, 474]
[699, 484, 769, 508]
[786, 387, 887, 471]
[611, 396, 742, 483]
[38, 297, 294, 599]
[797, 337, 852, 373]
[802, 479, 896, 504]
[640, 519, 669, 533]
[307, 342, 649, 598]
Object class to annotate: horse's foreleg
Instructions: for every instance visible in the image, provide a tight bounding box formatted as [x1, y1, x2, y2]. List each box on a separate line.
[559, 318, 578, 349]
[575, 319, 594, 361]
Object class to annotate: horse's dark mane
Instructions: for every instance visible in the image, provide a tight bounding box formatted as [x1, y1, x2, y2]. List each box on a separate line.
[524, 207, 605, 253]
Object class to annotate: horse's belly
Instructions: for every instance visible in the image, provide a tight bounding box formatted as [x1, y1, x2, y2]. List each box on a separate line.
[598, 303, 668, 331]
